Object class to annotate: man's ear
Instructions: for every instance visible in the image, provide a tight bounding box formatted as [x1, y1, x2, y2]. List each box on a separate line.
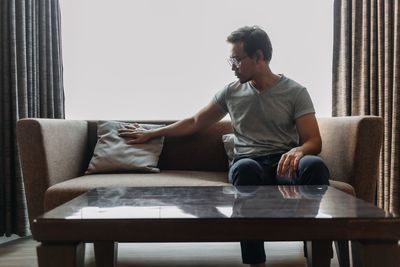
[255, 49, 264, 63]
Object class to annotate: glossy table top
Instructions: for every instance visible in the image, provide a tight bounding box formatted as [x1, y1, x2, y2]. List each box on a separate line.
[34, 186, 400, 242]
[39, 185, 395, 220]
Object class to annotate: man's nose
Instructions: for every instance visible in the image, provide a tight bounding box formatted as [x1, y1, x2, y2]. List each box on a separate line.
[231, 64, 238, 71]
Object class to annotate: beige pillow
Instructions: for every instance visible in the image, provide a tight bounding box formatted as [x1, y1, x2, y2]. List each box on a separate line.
[222, 133, 235, 165]
[85, 121, 165, 174]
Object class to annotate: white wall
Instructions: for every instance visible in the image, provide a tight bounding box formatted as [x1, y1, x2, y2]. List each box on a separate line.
[60, 0, 333, 120]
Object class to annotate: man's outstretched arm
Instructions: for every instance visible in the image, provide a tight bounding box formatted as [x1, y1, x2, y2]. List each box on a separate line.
[118, 101, 226, 144]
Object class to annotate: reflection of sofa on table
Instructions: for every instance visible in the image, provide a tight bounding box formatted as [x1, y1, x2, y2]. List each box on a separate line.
[17, 116, 383, 225]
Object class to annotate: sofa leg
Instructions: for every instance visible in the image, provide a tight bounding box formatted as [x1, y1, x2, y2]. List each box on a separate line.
[335, 240, 350, 267]
[94, 241, 118, 267]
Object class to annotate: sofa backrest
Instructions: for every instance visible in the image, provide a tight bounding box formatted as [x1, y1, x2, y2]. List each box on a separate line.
[86, 120, 233, 172]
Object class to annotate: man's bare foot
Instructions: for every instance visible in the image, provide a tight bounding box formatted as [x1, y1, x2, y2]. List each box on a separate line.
[250, 263, 267, 267]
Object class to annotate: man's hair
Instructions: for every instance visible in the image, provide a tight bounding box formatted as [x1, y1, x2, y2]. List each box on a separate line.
[227, 26, 272, 62]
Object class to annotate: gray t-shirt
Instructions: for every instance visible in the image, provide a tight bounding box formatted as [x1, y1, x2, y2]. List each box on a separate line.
[213, 74, 315, 157]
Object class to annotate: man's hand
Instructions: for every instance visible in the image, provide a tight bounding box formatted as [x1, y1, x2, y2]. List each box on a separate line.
[276, 113, 321, 179]
[118, 123, 154, 144]
[277, 147, 304, 178]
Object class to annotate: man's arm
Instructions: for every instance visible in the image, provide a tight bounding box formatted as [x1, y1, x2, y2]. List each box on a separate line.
[277, 113, 322, 178]
[118, 101, 226, 144]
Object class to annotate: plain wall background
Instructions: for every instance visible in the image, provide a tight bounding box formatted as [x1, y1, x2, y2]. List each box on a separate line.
[60, 0, 333, 120]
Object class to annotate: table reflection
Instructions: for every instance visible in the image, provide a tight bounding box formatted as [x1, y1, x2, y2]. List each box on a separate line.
[231, 185, 327, 218]
[64, 186, 328, 219]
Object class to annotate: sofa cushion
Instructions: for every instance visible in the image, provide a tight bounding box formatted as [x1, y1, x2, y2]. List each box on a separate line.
[86, 121, 165, 174]
[44, 170, 229, 211]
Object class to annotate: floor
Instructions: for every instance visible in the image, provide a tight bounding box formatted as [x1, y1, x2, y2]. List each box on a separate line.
[0, 237, 341, 267]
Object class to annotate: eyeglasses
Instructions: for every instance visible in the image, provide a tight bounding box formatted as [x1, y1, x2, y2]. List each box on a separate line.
[227, 56, 247, 68]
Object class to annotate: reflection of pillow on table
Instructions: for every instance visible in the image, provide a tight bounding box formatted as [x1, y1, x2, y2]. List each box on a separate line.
[85, 121, 165, 174]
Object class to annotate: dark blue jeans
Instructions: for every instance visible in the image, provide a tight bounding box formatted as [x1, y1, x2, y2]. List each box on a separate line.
[228, 153, 330, 264]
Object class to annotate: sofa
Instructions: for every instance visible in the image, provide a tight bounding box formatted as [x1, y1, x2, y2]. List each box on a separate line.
[16, 116, 383, 266]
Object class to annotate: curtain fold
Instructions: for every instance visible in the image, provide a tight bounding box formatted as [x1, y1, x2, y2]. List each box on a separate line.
[0, 0, 64, 236]
[333, 0, 400, 214]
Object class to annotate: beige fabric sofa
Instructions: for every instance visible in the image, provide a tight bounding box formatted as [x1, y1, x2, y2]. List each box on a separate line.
[17, 116, 383, 225]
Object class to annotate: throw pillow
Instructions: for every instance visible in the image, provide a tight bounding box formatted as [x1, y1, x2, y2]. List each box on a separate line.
[85, 121, 165, 174]
[222, 133, 235, 165]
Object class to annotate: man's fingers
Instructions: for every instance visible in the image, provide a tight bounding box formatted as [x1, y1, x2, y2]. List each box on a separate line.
[118, 132, 136, 137]
[118, 130, 131, 135]
[118, 128, 135, 133]
[290, 156, 299, 178]
[119, 123, 140, 133]
[290, 154, 302, 178]
[125, 123, 139, 129]
[289, 156, 297, 178]
[276, 154, 286, 176]
[280, 155, 292, 177]
[277, 157, 284, 176]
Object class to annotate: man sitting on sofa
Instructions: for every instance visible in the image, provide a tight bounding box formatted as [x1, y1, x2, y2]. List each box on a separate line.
[118, 25, 330, 267]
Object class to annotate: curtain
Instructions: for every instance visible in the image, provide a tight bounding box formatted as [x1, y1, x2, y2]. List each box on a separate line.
[0, 0, 65, 236]
[332, 0, 400, 214]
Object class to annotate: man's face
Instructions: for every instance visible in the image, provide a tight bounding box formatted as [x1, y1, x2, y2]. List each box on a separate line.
[229, 42, 254, 83]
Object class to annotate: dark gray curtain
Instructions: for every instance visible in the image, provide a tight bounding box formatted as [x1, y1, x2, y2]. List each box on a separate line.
[332, 0, 399, 213]
[0, 0, 65, 236]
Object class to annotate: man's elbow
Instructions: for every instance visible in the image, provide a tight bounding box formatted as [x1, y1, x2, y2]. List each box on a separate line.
[186, 116, 207, 134]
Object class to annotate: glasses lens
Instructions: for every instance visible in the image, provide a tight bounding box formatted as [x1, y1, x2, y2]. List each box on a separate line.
[227, 58, 233, 67]
[228, 58, 238, 67]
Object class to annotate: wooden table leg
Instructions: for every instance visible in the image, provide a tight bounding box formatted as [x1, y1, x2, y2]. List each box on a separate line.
[94, 241, 118, 267]
[305, 241, 332, 267]
[37, 242, 85, 267]
[351, 240, 400, 267]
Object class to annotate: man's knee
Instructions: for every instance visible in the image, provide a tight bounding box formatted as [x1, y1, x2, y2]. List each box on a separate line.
[229, 158, 263, 185]
[297, 155, 330, 185]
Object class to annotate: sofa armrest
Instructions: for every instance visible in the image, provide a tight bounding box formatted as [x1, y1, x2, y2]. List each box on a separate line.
[317, 116, 383, 203]
[17, 119, 89, 223]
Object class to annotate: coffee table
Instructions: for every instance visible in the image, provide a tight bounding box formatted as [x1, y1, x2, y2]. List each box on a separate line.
[32, 185, 400, 267]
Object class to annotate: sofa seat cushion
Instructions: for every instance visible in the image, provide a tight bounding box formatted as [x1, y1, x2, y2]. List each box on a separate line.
[329, 180, 356, 196]
[44, 170, 229, 211]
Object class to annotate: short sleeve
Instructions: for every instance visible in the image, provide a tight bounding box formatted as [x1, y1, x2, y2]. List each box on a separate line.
[294, 88, 315, 119]
[213, 84, 229, 114]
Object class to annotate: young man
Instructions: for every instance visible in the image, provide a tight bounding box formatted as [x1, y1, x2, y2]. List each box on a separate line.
[119, 26, 330, 267]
